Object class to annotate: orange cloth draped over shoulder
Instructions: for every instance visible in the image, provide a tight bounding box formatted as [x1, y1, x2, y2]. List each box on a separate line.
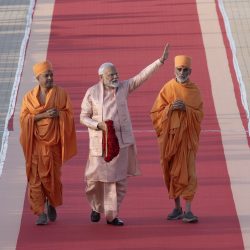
[20, 85, 77, 214]
[150, 79, 203, 201]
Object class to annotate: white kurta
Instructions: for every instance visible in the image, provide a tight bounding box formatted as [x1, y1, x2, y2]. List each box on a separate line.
[84, 87, 139, 182]
[80, 59, 163, 183]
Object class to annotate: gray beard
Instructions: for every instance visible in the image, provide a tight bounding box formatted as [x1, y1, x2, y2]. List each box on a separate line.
[176, 75, 189, 83]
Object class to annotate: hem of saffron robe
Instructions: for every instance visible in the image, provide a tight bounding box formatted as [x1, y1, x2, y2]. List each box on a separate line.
[161, 148, 198, 202]
[28, 144, 63, 215]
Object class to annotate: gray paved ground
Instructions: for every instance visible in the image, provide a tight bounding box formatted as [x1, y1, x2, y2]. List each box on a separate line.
[0, 0, 31, 148]
[0, 0, 249, 159]
[222, 0, 250, 125]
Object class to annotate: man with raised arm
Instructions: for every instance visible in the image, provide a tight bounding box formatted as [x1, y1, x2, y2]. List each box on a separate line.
[80, 44, 169, 226]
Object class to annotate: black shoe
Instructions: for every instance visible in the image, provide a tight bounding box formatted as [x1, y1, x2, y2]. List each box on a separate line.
[107, 218, 124, 226]
[47, 200, 57, 222]
[91, 210, 100, 222]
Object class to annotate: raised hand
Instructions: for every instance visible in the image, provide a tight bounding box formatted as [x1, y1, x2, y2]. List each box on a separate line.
[160, 43, 170, 64]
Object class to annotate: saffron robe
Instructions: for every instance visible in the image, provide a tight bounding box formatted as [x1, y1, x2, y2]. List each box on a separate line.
[20, 85, 77, 214]
[151, 79, 203, 201]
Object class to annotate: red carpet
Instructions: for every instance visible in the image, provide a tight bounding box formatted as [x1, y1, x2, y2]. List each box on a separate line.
[16, 0, 244, 249]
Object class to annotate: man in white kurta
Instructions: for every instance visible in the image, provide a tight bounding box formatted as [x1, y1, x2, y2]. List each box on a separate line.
[80, 44, 169, 226]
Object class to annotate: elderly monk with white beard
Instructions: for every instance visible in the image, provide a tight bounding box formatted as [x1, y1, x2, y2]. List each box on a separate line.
[151, 55, 203, 223]
[80, 44, 170, 226]
[20, 61, 77, 225]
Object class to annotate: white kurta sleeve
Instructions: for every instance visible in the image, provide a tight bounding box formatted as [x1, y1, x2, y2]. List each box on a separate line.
[80, 89, 99, 130]
[127, 59, 162, 93]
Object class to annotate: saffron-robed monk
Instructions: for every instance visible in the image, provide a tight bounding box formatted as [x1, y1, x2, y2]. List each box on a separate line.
[20, 61, 77, 225]
[150, 55, 203, 223]
[80, 44, 170, 226]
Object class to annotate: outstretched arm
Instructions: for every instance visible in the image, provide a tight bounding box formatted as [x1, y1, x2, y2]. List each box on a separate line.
[128, 43, 170, 93]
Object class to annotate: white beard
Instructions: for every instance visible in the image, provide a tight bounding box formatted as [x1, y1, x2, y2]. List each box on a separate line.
[104, 81, 119, 88]
[176, 75, 189, 83]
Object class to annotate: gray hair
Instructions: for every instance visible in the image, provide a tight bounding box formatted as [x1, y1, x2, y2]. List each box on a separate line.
[98, 62, 115, 75]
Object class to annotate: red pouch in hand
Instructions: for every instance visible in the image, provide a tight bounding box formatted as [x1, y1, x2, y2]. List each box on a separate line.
[102, 120, 120, 162]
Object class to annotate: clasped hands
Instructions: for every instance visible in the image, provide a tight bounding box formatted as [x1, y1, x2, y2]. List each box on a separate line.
[46, 108, 59, 118]
[34, 108, 59, 121]
[171, 100, 186, 111]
